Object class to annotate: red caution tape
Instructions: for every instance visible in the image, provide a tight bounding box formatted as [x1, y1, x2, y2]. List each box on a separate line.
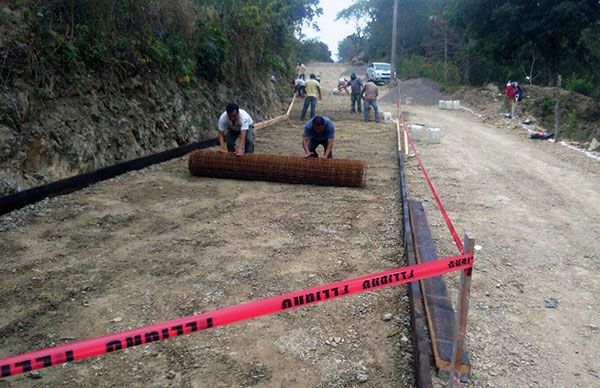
[0, 254, 472, 378]
[399, 113, 464, 254]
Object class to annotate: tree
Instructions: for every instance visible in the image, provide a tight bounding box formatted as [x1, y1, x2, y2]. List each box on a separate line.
[337, 0, 430, 64]
[297, 39, 333, 62]
[447, 0, 600, 86]
[338, 33, 366, 63]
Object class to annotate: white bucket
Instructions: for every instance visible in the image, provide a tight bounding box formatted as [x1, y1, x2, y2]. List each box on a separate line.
[452, 100, 460, 109]
[428, 127, 441, 144]
[445, 100, 454, 110]
[408, 124, 424, 141]
[405, 96, 413, 105]
[383, 112, 393, 123]
[438, 100, 445, 109]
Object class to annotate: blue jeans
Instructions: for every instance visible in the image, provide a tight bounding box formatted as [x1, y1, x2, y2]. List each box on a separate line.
[225, 128, 255, 153]
[364, 100, 379, 122]
[351, 93, 362, 112]
[301, 96, 317, 120]
[308, 137, 332, 159]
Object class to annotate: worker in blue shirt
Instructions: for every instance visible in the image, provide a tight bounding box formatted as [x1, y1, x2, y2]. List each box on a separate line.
[302, 115, 335, 159]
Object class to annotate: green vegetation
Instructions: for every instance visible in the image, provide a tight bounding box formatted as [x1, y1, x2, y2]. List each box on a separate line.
[297, 38, 333, 63]
[337, 0, 600, 94]
[1, 0, 322, 87]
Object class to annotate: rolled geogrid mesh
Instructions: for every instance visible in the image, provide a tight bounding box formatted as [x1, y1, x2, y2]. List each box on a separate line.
[188, 151, 367, 188]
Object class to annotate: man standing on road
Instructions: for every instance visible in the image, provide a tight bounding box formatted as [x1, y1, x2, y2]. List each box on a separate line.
[505, 80, 516, 119]
[362, 79, 379, 123]
[296, 62, 306, 79]
[218, 103, 255, 156]
[300, 73, 322, 121]
[347, 73, 363, 113]
[302, 115, 335, 159]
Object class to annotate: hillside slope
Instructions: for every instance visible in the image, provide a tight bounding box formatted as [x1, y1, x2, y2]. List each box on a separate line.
[0, 3, 292, 196]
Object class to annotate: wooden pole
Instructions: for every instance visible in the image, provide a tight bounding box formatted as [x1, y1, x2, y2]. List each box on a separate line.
[403, 125, 409, 160]
[448, 234, 475, 387]
[390, 0, 398, 83]
[395, 120, 403, 154]
[554, 74, 561, 140]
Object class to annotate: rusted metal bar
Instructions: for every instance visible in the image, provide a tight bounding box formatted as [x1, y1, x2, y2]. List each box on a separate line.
[449, 235, 475, 387]
[409, 200, 471, 378]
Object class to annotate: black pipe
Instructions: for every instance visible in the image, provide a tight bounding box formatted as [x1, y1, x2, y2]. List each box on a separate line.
[0, 138, 218, 216]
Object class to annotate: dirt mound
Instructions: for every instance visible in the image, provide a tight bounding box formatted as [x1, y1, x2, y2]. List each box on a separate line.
[450, 86, 504, 117]
[381, 78, 442, 106]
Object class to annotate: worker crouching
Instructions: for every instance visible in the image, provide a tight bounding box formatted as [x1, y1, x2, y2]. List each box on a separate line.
[303, 115, 335, 159]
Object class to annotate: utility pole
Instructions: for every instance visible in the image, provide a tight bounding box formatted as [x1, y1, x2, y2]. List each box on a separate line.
[444, 21, 448, 84]
[391, 0, 398, 83]
[554, 74, 561, 140]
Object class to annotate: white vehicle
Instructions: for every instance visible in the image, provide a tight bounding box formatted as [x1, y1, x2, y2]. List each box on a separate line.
[366, 62, 392, 84]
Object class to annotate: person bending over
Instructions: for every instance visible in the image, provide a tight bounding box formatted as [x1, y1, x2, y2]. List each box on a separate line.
[217, 103, 255, 156]
[302, 115, 334, 159]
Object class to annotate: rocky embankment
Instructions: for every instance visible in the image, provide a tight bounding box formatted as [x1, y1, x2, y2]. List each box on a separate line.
[0, 71, 288, 197]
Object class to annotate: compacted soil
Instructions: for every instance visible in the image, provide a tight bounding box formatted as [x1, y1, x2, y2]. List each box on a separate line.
[0, 63, 414, 387]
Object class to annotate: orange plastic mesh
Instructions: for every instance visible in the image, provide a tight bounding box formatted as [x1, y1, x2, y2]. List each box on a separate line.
[188, 151, 367, 188]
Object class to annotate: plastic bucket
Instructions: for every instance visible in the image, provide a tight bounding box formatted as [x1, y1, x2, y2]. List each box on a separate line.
[438, 100, 445, 109]
[383, 112, 393, 123]
[428, 127, 441, 144]
[452, 100, 460, 109]
[408, 124, 423, 141]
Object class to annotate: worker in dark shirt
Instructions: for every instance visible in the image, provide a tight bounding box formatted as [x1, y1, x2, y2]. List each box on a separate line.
[302, 115, 335, 159]
[347, 73, 363, 113]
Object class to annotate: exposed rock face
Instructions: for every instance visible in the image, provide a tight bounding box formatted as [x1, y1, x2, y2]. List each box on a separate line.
[0, 72, 287, 196]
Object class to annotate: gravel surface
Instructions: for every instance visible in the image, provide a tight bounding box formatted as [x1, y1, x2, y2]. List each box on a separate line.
[403, 104, 600, 386]
[0, 63, 415, 387]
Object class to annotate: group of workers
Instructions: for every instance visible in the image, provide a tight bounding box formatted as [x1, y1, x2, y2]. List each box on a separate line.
[217, 103, 334, 159]
[294, 66, 380, 124]
[217, 67, 381, 160]
[338, 72, 380, 123]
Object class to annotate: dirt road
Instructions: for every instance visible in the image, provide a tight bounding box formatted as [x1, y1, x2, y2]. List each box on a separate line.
[0, 63, 413, 387]
[402, 104, 600, 386]
[2, 62, 599, 387]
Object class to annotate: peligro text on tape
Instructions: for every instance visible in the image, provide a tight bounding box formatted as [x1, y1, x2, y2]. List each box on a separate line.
[0, 254, 473, 378]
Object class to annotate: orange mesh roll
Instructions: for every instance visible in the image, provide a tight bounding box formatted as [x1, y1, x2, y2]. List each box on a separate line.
[188, 151, 367, 188]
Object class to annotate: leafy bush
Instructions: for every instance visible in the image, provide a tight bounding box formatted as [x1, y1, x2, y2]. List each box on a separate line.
[567, 108, 577, 128]
[11, 0, 321, 87]
[533, 95, 555, 115]
[564, 77, 594, 96]
[399, 55, 460, 86]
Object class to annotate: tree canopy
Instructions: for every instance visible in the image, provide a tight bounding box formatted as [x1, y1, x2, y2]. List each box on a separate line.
[336, 0, 600, 92]
[297, 38, 333, 63]
[4, 0, 322, 85]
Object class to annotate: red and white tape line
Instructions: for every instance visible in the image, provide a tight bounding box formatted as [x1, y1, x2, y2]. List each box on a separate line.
[1, 254, 472, 378]
[396, 101, 464, 255]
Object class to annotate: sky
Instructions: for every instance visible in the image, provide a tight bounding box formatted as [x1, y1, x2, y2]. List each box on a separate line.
[303, 0, 360, 61]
